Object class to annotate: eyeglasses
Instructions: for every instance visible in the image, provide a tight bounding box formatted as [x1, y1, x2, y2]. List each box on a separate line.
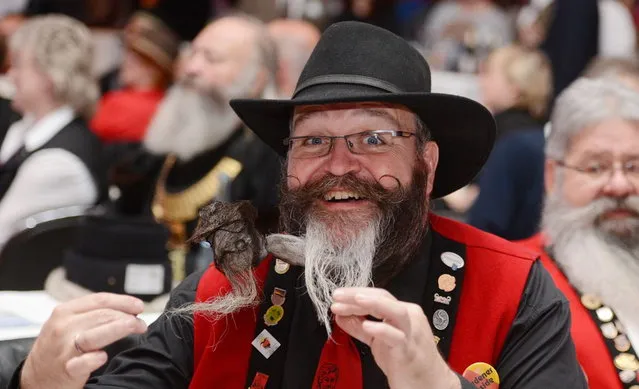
[555, 159, 639, 187]
[282, 130, 417, 159]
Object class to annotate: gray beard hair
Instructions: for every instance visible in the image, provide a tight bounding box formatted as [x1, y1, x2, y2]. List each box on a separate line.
[542, 192, 639, 325]
[143, 59, 267, 162]
[172, 212, 381, 333]
[304, 213, 380, 335]
[142, 84, 241, 162]
[170, 267, 259, 320]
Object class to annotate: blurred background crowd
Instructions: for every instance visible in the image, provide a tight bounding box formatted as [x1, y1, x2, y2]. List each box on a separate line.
[0, 0, 637, 311]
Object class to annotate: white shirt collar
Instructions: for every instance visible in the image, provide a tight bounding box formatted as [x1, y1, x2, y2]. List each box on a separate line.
[0, 105, 76, 163]
[20, 106, 76, 152]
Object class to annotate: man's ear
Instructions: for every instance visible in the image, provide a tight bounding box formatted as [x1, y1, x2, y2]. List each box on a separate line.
[544, 158, 556, 195]
[423, 141, 439, 197]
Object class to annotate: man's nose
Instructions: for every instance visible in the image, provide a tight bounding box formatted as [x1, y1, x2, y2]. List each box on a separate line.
[182, 54, 204, 79]
[601, 168, 636, 198]
[325, 139, 361, 176]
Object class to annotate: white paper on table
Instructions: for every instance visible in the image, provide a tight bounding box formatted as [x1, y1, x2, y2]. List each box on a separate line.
[0, 291, 161, 341]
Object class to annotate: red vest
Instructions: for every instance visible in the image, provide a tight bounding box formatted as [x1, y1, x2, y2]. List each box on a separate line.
[190, 215, 537, 389]
[519, 234, 622, 389]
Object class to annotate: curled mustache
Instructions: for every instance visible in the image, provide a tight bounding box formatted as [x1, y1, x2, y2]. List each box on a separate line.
[279, 173, 408, 235]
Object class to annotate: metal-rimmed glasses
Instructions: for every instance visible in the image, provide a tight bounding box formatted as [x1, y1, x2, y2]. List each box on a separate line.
[282, 130, 417, 159]
[555, 159, 639, 187]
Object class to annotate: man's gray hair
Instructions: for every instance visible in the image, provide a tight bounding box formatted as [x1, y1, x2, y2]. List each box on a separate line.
[546, 77, 639, 160]
[9, 14, 98, 119]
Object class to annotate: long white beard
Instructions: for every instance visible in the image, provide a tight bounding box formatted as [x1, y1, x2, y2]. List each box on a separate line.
[542, 193, 639, 328]
[143, 85, 240, 162]
[304, 214, 380, 335]
[143, 60, 266, 162]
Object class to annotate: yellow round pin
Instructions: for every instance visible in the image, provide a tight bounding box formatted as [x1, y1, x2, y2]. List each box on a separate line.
[264, 305, 284, 326]
[462, 362, 500, 389]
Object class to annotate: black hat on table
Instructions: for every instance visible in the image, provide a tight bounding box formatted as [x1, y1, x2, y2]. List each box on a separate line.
[45, 210, 172, 308]
[230, 21, 496, 198]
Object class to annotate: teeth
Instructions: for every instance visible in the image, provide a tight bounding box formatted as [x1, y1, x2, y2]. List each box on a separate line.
[324, 191, 362, 201]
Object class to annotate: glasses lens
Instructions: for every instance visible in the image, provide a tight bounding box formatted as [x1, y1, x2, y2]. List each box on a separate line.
[289, 137, 330, 159]
[350, 131, 393, 154]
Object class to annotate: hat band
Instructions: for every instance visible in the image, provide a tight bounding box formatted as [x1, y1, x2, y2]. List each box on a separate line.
[293, 74, 404, 98]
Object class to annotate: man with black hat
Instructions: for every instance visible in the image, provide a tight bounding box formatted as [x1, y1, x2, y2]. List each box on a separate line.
[10, 22, 586, 389]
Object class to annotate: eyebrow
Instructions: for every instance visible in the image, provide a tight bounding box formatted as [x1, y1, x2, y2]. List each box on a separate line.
[292, 107, 403, 131]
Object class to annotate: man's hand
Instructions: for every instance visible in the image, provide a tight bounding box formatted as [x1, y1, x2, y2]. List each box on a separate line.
[20, 293, 148, 389]
[331, 287, 461, 389]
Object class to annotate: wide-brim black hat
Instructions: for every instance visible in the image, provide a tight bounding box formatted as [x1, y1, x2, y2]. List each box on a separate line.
[230, 21, 495, 198]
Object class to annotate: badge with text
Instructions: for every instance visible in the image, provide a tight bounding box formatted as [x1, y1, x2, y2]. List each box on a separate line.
[463, 362, 500, 389]
[274, 258, 290, 274]
[441, 251, 465, 271]
[438, 274, 456, 292]
[434, 293, 452, 305]
[252, 329, 281, 359]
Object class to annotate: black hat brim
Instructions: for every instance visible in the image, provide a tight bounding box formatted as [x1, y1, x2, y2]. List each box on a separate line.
[230, 84, 495, 198]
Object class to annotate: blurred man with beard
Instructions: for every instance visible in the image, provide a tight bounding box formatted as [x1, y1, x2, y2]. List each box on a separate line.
[10, 22, 586, 389]
[114, 13, 282, 279]
[520, 78, 639, 389]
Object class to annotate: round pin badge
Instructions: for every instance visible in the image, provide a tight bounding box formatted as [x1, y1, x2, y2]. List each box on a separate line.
[615, 335, 632, 352]
[432, 309, 450, 331]
[601, 322, 619, 339]
[438, 274, 456, 293]
[596, 306, 614, 322]
[580, 294, 602, 310]
[614, 353, 639, 371]
[274, 259, 290, 275]
[619, 370, 636, 384]
[462, 362, 500, 389]
[441, 252, 465, 271]
[264, 305, 284, 326]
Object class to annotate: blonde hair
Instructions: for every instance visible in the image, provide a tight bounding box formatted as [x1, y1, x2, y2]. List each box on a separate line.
[9, 15, 98, 119]
[490, 45, 553, 119]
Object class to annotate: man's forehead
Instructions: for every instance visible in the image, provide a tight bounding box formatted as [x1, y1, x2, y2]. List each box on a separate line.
[569, 119, 639, 154]
[292, 102, 415, 126]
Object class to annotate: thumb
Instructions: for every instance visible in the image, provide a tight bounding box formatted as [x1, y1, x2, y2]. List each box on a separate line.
[65, 351, 108, 385]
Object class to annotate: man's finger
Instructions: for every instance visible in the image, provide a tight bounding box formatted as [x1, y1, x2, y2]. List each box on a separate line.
[74, 317, 147, 353]
[335, 293, 412, 334]
[56, 293, 144, 316]
[333, 287, 397, 302]
[65, 351, 108, 379]
[361, 320, 406, 348]
[71, 308, 143, 331]
[331, 302, 372, 317]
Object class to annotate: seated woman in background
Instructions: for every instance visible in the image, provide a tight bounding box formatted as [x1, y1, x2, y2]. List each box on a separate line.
[465, 44, 552, 240]
[90, 9, 181, 144]
[0, 14, 106, 251]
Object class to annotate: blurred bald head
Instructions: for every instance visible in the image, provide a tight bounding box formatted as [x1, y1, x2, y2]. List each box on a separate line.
[267, 19, 320, 97]
[144, 13, 279, 161]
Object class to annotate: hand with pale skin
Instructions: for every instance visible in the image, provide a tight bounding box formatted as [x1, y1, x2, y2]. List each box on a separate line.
[331, 288, 461, 389]
[20, 293, 148, 389]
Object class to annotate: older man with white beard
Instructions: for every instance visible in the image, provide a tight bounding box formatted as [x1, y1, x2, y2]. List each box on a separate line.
[9, 22, 586, 389]
[521, 78, 639, 389]
[114, 14, 283, 279]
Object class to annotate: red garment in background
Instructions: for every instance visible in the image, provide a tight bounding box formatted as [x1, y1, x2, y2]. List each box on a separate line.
[91, 89, 164, 143]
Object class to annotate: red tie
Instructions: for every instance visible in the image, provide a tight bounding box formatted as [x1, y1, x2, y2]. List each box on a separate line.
[313, 322, 363, 389]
